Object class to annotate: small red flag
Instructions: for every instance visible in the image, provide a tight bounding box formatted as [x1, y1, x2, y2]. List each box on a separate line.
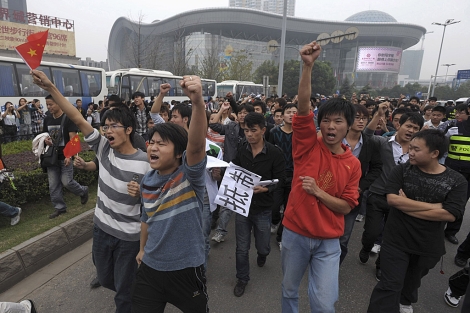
[63, 135, 82, 158]
[15, 30, 49, 70]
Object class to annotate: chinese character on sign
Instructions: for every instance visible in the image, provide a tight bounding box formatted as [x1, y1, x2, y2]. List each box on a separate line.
[229, 169, 256, 189]
[39, 15, 50, 27]
[62, 19, 73, 30]
[49, 17, 61, 28]
[217, 185, 250, 214]
[27, 12, 37, 24]
[12, 10, 25, 23]
[0, 8, 9, 20]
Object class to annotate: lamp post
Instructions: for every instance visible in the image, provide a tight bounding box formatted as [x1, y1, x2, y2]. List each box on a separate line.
[442, 63, 456, 85]
[430, 19, 460, 97]
[276, 0, 288, 97]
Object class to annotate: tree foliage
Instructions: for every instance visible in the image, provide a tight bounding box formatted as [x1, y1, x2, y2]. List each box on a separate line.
[222, 51, 253, 81]
[253, 60, 278, 85]
[340, 77, 353, 98]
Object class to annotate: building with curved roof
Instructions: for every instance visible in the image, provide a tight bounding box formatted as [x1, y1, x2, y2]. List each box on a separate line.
[108, 7, 426, 90]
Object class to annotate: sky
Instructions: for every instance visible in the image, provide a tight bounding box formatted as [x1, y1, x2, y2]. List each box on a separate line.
[28, 0, 470, 80]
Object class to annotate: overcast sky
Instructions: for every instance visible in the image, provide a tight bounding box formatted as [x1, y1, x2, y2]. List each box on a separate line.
[29, 0, 469, 80]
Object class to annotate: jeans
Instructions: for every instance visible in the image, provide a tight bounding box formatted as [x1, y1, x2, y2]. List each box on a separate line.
[367, 242, 440, 312]
[202, 201, 212, 271]
[0, 301, 30, 313]
[93, 225, 140, 313]
[281, 227, 340, 313]
[235, 209, 271, 282]
[216, 206, 233, 235]
[47, 159, 86, 211]
[0, 201, 19, 218]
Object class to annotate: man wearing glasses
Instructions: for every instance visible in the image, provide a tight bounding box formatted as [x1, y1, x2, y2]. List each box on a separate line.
[359, 102, 423, 281]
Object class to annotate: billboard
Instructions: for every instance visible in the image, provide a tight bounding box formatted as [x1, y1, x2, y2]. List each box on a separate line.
[356, 47, 402, 72]
[0, 20, 76, 56]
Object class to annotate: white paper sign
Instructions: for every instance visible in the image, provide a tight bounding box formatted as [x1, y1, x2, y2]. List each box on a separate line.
[214, 163, 261, 217]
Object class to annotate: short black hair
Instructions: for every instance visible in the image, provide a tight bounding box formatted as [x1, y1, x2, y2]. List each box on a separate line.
[103, 106, 137, 145]
[410, 96, 420, 102]
[423, 105, 433, 112]
[171, 104, 192, 127]
[252, 100, 267, 114]
[318, 98, 356, 127]
[274, 108, 283, 115]
[412, 129, 448, 159]
[431, 106, 446, 115]
[236, 104, 254, 114]
[276, 98, 287, 108]
[429, 96, 437, 102]
[160, 104, 170, 115]
[353, 104, 369, 118]
[132, 91, 145, 99]
[398, 112, 424, 129]
[392, 107, 412, 120]
[107, 95, 122, 104]
[282, 103, 298, 115]
[244, 112, 266, 129]
[45, 94, 54, 100]
[456, 103, 469, 114]
[148, 123, 188, 161]
[365, 100, 376, 108]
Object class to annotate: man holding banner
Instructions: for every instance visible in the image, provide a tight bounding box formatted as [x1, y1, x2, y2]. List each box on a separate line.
[223, 112, 285, 297]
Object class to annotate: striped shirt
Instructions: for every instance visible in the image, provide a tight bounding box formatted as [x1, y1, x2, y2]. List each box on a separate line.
[85, 129, 150, 241]
[141, 152, 207, 271]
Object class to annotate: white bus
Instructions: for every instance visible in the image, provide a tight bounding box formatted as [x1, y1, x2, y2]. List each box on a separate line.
[0, 56, 107, 109]
[217, 80, 264, 101]
[106, 68, 217, 103]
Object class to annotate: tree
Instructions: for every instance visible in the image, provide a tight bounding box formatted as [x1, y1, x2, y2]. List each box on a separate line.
[222, 51, 253, 81]
[196, 46, 224, 82]
[340, 77, 353, 98]
[282, 60, 301, 96]
[253, 60, 278, 85]
[312, 61, 336, 96]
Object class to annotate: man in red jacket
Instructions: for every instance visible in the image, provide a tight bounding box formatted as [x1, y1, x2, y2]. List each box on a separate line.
[281, 41, 361, 313]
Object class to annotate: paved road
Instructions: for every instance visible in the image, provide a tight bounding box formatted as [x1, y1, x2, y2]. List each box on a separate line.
[1, 208, 468, 313]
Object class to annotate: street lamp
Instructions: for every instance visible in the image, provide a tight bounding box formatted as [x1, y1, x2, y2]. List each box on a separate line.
[430, 19, 460, 97]
[442, 63, 456, 85]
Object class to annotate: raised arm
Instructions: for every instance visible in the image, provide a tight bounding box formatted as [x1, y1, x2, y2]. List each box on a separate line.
[210, 102, 230, 123]
[366, 102, 388, 132]
[151, 83, 170, 114]
[297, 41, 321, 116]
[181, 76, 206, 166]
[31, 70, 94, 137]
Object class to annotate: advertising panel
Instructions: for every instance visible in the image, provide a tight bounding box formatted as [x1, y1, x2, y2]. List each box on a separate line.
[0, 20, 76, 56]
[356, 46, 402, 72]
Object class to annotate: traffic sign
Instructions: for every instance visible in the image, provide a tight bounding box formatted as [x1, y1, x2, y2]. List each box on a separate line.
[457, 70, 470, 80]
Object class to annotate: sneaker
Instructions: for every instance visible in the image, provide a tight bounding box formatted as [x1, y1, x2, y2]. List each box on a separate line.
[81, 186, 89, 205]
[233, 280, 247, 297]
[399, 304, 413, 313]
[444, 287, 461, 308]
[10, 207, 21, 226]
[454, 255, 468, 268]
[20, 300, 38, 313]
[371, 244, 381, 254]
[211, 232, 225, 243]
[49, 210, 66, 219]
[271, 223, 279, 234]
[359, 248, 370, 264]
[355, 214, 364, 222]
[257, 255, 267, 267]
[90, 276, 101, 289]
[278, 241, 282, 251]
[375, 268, 382, 281]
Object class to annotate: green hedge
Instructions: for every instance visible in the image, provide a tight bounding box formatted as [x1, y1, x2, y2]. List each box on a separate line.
[0, 150, 98, 206]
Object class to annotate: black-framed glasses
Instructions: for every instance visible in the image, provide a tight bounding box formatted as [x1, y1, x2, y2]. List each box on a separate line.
[102, 125, 127, 132]
[355, 116, 368, 121]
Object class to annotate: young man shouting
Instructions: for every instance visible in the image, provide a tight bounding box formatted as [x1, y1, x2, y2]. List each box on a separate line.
[281, 41, 361, 313]
[132, 76, 209, 313]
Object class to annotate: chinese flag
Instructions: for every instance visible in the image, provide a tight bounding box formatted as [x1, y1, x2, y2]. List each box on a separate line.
[63, 135, 82, 158]
[15, 30, 49, 70]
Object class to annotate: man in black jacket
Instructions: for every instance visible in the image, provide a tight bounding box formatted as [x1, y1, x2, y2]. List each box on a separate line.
[339, 104, 383, 264]
[232, 112, 285, 297]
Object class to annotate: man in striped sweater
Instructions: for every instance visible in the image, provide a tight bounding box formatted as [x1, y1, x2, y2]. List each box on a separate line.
[31, 70, 150, 313]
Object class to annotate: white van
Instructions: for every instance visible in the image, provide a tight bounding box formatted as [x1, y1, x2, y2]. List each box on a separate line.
[455, 97, 469, 105]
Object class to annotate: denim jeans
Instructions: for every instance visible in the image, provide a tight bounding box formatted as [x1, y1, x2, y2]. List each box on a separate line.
[0, 201, 19, 218]
[0, 301, 30, 313]
[216, 206, 233, 235]
[281, 227, 340, 313]
[93, 225, 140, 313]
[235, 209, 271, 282]
[202, 200, 212, 271]
[47, 159, 86, 211]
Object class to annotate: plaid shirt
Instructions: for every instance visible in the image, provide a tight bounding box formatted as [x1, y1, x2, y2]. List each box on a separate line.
[31, 109, 45, 134]
[135, 107, 148, 136]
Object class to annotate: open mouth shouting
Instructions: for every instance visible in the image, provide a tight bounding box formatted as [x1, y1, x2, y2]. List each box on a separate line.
[149, 153, 159, 164]
[325, 132, 336, 141]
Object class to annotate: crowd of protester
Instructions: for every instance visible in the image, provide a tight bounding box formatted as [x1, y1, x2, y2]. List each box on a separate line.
[2, 41, 470, 313]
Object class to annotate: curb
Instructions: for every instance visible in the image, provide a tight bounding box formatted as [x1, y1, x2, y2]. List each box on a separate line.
[0, 209, 94, 294]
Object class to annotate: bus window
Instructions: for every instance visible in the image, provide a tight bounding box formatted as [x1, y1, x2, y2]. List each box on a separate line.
[80, 71, 102, 97]
[16, 64, 52, 97]
[0, 62, 19, 97]
[106, 75, 120, 95]
[121, 76, 131, 102]
[130, 76, 149, 95]
[201, 81, 208, 97]
[207, 81, 215, 97]
[52, 68, 81, 96]
[217, 85, 233, 98]
[149, 78, 164, 97]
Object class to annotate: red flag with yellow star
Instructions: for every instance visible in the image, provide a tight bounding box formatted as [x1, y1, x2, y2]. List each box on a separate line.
[15, 30, 49, 70]
[63, 135, 82, 158]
